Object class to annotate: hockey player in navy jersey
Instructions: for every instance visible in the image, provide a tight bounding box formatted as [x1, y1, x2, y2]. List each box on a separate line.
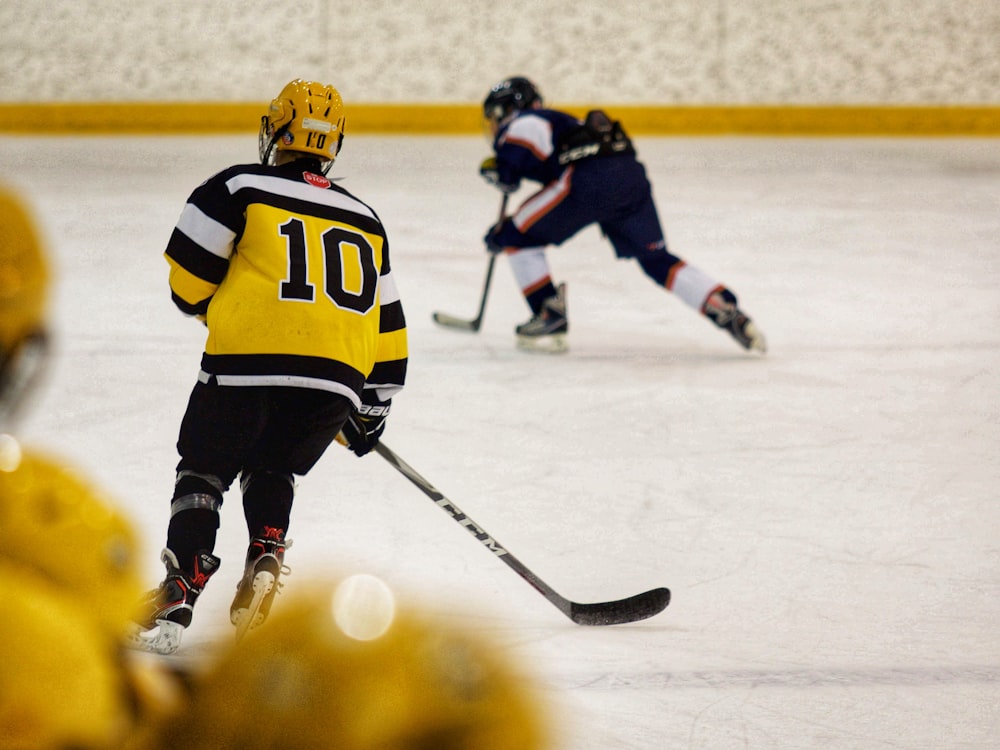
[479, 76, 766, 354]
[131, 79, 408, 654]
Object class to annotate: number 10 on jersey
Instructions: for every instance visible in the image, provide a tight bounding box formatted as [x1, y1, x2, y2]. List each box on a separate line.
[278, 217, 379, 314]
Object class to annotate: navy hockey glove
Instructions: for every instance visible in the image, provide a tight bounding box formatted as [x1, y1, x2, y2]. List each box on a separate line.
[483, 220, 509, 254]
[340, 400, 390, 457]
[479, 157, 517, 193]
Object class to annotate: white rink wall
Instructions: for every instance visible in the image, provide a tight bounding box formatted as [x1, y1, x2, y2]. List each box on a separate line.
[1, 0, 998, 105]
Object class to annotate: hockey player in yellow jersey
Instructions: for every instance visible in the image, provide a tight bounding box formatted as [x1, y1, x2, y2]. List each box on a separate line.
[0, 193, 145, 633]
[0, 186, 184, 747]
[0, 187, 48, 429]
[131, 79, 408, 654]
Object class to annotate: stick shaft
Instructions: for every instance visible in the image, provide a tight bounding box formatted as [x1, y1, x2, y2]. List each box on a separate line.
[431, 193, 508, 331]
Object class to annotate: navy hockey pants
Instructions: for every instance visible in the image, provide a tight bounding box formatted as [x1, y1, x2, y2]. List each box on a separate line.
[495, 156, 671, 260]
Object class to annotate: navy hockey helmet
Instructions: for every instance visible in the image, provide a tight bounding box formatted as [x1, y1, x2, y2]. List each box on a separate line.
[483, 77, 542, 128]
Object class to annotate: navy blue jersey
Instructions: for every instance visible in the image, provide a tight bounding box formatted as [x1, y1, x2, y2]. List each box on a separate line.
[492, 109, 582, 188]
[489, 108, 666, 261]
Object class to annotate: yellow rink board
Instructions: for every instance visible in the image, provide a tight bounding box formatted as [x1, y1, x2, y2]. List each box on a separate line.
[1, 103, 997, 136]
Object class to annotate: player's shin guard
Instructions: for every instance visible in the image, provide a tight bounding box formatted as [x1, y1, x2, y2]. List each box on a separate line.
[166, 472, 224, 563]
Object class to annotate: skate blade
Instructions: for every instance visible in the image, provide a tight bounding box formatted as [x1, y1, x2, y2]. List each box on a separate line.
[126, 620, 184, 655]
[516, 333, 568, 354]
[233, 570, 275, 642]
[744, 322, 767, 354]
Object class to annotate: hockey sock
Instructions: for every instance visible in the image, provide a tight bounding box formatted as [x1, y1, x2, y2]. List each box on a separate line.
[524, 280, 559, 315]
[637, 252, 677, 286]
[241, 470, 294, 538]
[508, 247, 554, 313]
[640, 255, 722, 313]
[166, 509, 220, 572]
[166, 472, 223, 570]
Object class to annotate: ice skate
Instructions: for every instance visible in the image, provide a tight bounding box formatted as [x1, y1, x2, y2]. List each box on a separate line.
[704, 288, 766, 354]
[516, 282, 568, 353]
[128, 548, 220, 655]
[230, 535, 290, 641]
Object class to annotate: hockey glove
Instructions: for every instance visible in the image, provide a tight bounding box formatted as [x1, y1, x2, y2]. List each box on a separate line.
[483, 220, 509, 254]
[479, 157, 517, 194]
[339, 400, 390, 457]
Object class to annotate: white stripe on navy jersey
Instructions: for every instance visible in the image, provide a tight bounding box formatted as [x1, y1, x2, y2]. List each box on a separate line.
[500, 113, 555, 159]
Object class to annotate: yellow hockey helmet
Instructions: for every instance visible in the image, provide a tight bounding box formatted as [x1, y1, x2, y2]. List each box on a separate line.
[0, 568, 132, 749]
[259, 79, 345, 173]
[0, 187, 49, 424]
[0, 447, 144, 637]
[0, 187, 47, 350]
[141, 585, 550, 749]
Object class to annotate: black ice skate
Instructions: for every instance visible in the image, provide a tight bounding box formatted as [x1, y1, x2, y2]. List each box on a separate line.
[128, 548, 220, 655]
[516, 282, 568, 353]
[230, 534, 290, 641]
[703, 288, 767, 353]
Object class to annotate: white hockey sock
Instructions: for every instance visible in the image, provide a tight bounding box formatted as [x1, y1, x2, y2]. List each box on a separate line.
[507, 247, 552, 293]
[668, 263, 722, 311]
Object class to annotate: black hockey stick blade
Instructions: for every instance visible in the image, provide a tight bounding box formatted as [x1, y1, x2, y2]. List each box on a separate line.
[567, 587, 671, 626]
[432, 309, 485, 331]
[374, 442, 670, 626]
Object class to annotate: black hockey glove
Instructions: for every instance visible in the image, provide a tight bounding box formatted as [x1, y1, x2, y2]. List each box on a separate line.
[479, 157, 517, 193]
[483, 220, 509, 254]
[339, 400, 390, 457]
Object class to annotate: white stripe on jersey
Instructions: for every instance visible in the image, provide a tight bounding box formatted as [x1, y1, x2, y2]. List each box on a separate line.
[378, 269, 401, 305]
[513, 167, 572, 231]
[366, 382, 404, 402]
[224, 172, 377, 220]
[176, 203, 237, 259]
[200, 369, 362, 408]
[500, 113, 554, 159]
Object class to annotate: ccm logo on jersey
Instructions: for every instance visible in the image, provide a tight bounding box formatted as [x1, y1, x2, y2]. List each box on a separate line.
[303, 172, 331, 189]
[357, 404, 390, 417]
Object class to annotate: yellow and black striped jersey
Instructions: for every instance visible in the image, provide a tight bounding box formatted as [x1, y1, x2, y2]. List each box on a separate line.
[164, 158, 406, 408]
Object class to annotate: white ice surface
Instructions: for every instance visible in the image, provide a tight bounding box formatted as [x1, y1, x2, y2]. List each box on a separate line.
[2, 134, 998, 749]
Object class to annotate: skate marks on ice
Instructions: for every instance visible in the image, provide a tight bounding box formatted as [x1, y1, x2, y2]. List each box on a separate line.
[565, 663, 1000, 690]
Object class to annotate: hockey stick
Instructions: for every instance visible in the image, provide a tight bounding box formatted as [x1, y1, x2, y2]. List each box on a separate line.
[374, 442, 670, 625]
[431, 193, 509, 332]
